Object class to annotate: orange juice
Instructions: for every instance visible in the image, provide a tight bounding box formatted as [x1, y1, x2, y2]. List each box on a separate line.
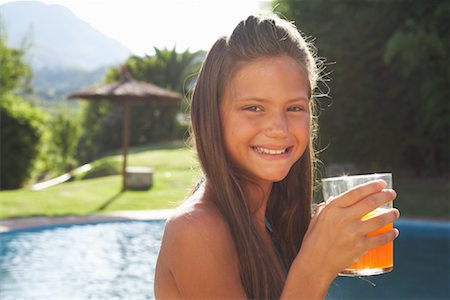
[340, 208, 393, 276]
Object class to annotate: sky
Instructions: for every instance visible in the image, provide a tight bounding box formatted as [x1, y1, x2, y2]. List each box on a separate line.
[0, 0, 271, 55]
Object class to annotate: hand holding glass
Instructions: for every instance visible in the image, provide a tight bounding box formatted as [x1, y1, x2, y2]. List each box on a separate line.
[322, 173, 394, 276]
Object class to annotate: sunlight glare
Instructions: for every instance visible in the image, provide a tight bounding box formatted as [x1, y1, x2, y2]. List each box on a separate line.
[2, 0, 269, 55]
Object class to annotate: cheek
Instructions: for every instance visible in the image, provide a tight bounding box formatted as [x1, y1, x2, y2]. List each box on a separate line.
[292, 116, 311, 136]
[224, 124, 251, 157]
[222, 117, 259, 164]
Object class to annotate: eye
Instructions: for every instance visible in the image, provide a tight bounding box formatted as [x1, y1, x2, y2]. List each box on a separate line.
[243, 105, 263, 112]
[287, 105, 305, 112]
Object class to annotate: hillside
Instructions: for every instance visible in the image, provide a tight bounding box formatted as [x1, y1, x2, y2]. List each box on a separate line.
[0, 1, 130, 70]
[32, 66, 108, 102]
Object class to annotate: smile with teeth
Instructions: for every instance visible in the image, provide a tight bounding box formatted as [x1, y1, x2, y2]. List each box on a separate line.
[252, 146, 289, 155]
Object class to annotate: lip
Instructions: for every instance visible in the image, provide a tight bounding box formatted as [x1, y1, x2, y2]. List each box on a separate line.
[251, 145, 293, 160]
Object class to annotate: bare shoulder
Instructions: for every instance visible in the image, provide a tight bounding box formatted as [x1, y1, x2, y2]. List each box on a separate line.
[166, 201, 232, 246]
[163, 183, 232, 245]
[161, 200, 237, 271]
[155, 196, 246, 298]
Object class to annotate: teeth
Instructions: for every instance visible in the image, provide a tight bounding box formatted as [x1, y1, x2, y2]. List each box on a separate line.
[254, 147, 287, 155]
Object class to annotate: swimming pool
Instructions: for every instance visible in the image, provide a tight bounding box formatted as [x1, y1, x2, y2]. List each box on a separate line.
[0, 220, 164, 299]
[0, 219, 448, 299]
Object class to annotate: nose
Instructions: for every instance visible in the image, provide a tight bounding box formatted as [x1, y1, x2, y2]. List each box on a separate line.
[265, 111, 288, 138]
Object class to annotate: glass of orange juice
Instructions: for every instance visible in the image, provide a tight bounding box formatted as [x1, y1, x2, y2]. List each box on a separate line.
[322, 173, 394, 276]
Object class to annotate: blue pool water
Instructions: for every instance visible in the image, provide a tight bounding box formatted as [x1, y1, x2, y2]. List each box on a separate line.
[0, 219, 448, 299]
[0, 220, 164, 299]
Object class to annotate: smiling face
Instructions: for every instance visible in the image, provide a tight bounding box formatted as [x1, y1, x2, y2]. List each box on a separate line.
[220, 54, 311, 189]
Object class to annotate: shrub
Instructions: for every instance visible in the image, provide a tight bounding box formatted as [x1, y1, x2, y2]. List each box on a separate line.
[0, 94, 46, 189]
[31, 109, 82, 181]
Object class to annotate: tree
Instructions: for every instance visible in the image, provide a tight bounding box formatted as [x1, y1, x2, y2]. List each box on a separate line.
[1, 94, 46, 189]
[50, 112, 81, 171]
[273, 0, 448, 176]
[0, 23, 43, 189]
[383, 1, 449, 175]
[124, 47, 203, 93]
[0, 21, 32, 95]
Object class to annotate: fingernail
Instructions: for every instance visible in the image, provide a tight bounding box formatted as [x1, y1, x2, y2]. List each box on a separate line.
[378, 179, 387, 187]
[391, 189, 397, 197]
[383, 189, 397, 197]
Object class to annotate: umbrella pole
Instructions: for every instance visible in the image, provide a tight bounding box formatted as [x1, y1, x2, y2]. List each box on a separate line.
[122, 101, 130, 191]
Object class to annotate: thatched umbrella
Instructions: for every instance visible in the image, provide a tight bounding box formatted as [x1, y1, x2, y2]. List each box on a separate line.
[68, 69, 183, 190]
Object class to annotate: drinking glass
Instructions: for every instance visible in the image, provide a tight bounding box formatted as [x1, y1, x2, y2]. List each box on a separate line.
[322, 173, 394, 276]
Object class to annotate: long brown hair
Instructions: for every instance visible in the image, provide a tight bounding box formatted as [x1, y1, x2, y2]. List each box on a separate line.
[190, 15, 320, 299]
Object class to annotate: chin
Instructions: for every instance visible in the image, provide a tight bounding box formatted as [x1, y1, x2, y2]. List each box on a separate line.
[263, 171, 290, 183]
[272, 176, 289, 183]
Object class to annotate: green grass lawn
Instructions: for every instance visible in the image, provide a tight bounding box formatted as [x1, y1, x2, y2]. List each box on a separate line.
[0, 142, 448, 220]
[0, 142, 201, 220]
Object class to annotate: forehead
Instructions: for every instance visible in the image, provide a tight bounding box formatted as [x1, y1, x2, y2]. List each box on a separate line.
[224, 54, 311, 101]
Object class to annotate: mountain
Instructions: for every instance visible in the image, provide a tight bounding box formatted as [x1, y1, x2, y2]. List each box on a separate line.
[32, 66, 108, 103]
[0, 1, 131, 71]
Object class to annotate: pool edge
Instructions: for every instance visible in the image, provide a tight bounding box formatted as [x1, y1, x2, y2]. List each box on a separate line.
[1, 212, 449, 233]
[0, 209, 174, 233]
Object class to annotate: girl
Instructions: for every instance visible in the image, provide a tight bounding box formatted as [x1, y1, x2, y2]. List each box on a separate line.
[155, 15, 399, 299]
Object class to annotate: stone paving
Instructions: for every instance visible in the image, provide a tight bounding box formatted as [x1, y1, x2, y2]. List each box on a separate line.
[0, 209, 173, 233]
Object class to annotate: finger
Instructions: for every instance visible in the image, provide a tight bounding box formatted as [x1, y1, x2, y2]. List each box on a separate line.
[329, 180, 387, 208]
[364, 228, 399, 251]
[349, 189, 397, 219]
[358, 208, 400, 235]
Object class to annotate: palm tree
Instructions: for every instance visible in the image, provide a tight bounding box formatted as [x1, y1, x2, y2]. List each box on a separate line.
[114, 46, 204, 95]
